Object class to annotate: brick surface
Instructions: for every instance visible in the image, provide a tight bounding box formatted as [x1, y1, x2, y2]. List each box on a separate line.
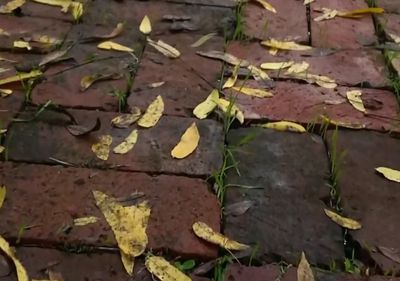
[243, 0, 308, 42]
[376, 0, 400, 15]
[227, 42, 389, 88]
[326, 130, 400, 274]
[377, 13, 400, 41]
[163, 0, 235, 8]
[129, 33, 224, 117]
[4, 109, 223, 176]
[0, 163, 220, 259]
[229, 80, 400, 132]
[0, 94, 24, 131]
[310, 0, 377, 49]
[224, 129, 344, 265]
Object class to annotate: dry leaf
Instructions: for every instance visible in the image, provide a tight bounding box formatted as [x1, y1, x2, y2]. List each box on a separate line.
[191, 33, 217, 48]
[217, 98, 244, 124]
[261, 39, 312, 51]
[0, 146, 4, 155]
[97, 41, 133, 53]
[13, 40, 31, 50]
[111, 107, 141, 128]
[260, 61, 294, 70]
[288, 72, 337, 89]
[286, 61, 310, 74]
[196, 50, 250, 67]
[247, 65, 270, 80]
[139, 15, 152, 35]
[340, 7, 384, 18]
[31, 0, 71, 12]
[147, 38, 180, 58]
[0, 28, 10, 36]
[224, 200, 255, 216]
[269, 48, 278, 55]
[388, 33, 400, 44]
[137, 95, 164, 128]
[91, 135, 112, 161]
[73, 216, 99, 226]
[148, 81, 165, 88]
[0, 236, 29, 281]
[0, 0, 26, 13]
[113, 129, 138, 154]
[324, 209, 362, 230]
[171, 122, 200, 159]
[231, 86, 273, 98]
[80, 72, 122, 91]
[193, 221, 250, 250]
[0, 89, 13, 97]
[0, 70, 42, 86]
[377, 246, 400, 264]
[69, 1, 83, 20]
[375, 167, 400, 183]
[81, 23, 124, 42]
[223, 65, 239, 89]
[297, 252, 315, 281]
[304, 0, 314, 5]
[253, 0, 276, 13]
[346, 90, 366, 113]
[193, 89, 219, 119]
[261, 121, 306, 133]
[0, 185, 5, 209]
[67, 118, 101, 136]
[314, 8, 339, 21]
[39, 48, 69, 67]
[145, 256, 191, 281]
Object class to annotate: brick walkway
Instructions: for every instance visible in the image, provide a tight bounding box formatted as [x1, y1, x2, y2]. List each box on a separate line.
[1, 0, 400, 280]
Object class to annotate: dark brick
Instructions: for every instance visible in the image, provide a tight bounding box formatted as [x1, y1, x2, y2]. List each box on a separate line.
[163, 0, 235, 8]
[377, 13, 400, 42]
[0, 93, 24, 131]
[224, 129, 344, 265]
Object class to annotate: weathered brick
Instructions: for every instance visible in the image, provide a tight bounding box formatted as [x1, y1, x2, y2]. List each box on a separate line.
[377, 13, 400, 42]
[0, 94, 24, 132]
[163, 0, 235, 8]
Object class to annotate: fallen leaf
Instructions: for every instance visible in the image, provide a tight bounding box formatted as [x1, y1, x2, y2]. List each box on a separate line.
[285, 61, 310, 74]
[147, 38, 180, 58]
[93, 190, 151, 275]
[217, 98, 244, 124]
[260, 61, 294, 70]
[67, 118, 101, 136]
[319, 115, 365, 129]
[253, 0, 276, 13]
[288, 72, 337, 89]
[69, 1, 83, 20]
[0, 129, 6, 134]
[388, 33, 400, 44]
[0, 185, 5, 209]
[261, 39, 312, 51]
[73, 216, 99, 226]
[261, 121, 306, 133]
[148, 81, 165, 88]
[375, 167, 400, 183]
[314, 8, 339, 22]
[247, 65, 270, 80]
[39, 48, 70, 67]
[97, 41, 133, 53]
[31, 0, 71, 12]
[324, 209, 362, 230]
[323, 99, 345, 105]
[171, 122, 200, 159]
[81, 23, 124, 42]
[0, 0, 26, 13]
[304, 0, 314, 5]
[231, 86, 273, 98]
[113, 129, 138, 154]
[377, 246, 400, 264]
[223, 64, 239, 89]
[193, 89, 219, 119]
[111, 107, 141, 128]
[0, 28, 10, 36]
[196, 50, 249, 67]
[0, 236, 29, 281]
[91, 135, 112, 161]
[0, 89, 13, 97]
[145, 256, 191, 281]
[28, 34, 61, 45]
[0, 70, 42, 86]
[297, 252, 315, 281]
[224, 200, 255, 216]
[80, 72, 122, 91]
[346, 90, 366, 113]
[13, 41, 31, 50]
[139, 15, 152, 35]
[137, 95, 164, 128]
[269, 48, 278, 55]
[0, 146, 4, 155]
[193, 221, 250, 250]
[314, 7, 384, 21]
[340, 7, 384, 18]
[191, 33, 217, 48]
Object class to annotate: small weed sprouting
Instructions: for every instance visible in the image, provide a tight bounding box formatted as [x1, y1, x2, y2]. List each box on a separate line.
[213, 254, 233, 281]
[329, 127, 346, 211]
[20, 76, 38, 102]
[232, 0, 246, 41]
[174, 259, 196, 273]
[344, 250, 361, 275]
[109, 88, 127, 112]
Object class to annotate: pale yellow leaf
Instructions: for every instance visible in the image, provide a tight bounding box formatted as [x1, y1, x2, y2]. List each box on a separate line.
[261, 121, 306, 133]
[298, 252, 315, 281]
[0, 235, 29, 281]
[324, 209, 362, 230]
[388, 33, 400, 44]
[288, 72, 337, 89]
[193, 221, 250, 250]
[0, 0, 26, 13]
[13, 40, 31, 50]
[121, 252, 134, 276]
[339, 7, 384, 17]
[139, 15, 152, 35]
[231, 86, 273, 98]
[346, 90, 366, 113]
[285, 61, 310, 74]
[145, 256, 191, 281]
[31, 0, 71, 12]
[147, 38, 180, 58]
[0, 89, 13, 97]
[111, 107, 141, 128]
[375, 167, 400, 183]
[0, 28, 10, 36]
[223, 64, 240, 89]
[137, 95, 164, 128]
[247, 65, 270, 80]
[97, 41, 133, 53]
[196, 50, 249, 67]
[70, 1, 83, 20]
[260, 61, 294, 70]
[269, 47, 278, 55]
[314, 8, 338, 22]
[261, 39, 312, 51]
[191, 32, 217, 48]
[253, 0, 276, 13]
[0, 185, 6, 209]
[0, 70, 42, 86]
[91, 135, 112, 161]
[217, 98, 244, 124]
[303, 0, 314, 5]
[73, 216, 99, 226]
[319, 115, 365, 129]
[113, 129, 138, 154]
[80, 72, 122, 91]
[148, 81, 165, 88]
[193, 89, 219, 119]
[171, 122, 200, 159]
[0, 146, 4, 155]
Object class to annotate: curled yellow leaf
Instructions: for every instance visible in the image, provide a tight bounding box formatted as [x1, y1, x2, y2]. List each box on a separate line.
[261, 39, 312, 51]
[145, 256, 191, 281]
[285, 61, 310, 74]
[375, 167, 400, 183]
[13, 40, 31, 50]
[261, 121, 306, 133]
[217, 98, 244, 124]
[91, 135, 112, 161]
[297, 252, 315, 281]
[0, 146, 4, 154]
[97, 41, 133, 52]
[191, 32, 217, 48]
[223, 64, 239, 89]
[171, 122, 200, 159]
[193, 221, 250, 250]
[0, 235, 29, 281]
[346, 90, 366, 113]
[0, 185, 6, 209]
[324, 209, 362, 230]
[0, 70, 42, 86]
[193, 89, 219, 119]
[260, 61, 294, 70]
[69, 1, 83, 20]
[73, 216, 99, 226]
[1, 89, 13, 97]
[113, 129, 138, 154]
[111, 107, 141, 128]
[253, 0, 276, 13]
[0, 0, 26, 13]
[137, 95, 164, 128]
[231, 86, 273, 98]
[31, 0, 71, 12]
[139, 15, 152, 35]
[247, 65, 270, 80]
[147, 38, 180, 58]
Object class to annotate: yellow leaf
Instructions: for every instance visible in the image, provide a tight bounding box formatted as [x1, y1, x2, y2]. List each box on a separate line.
[288, 72, 337, 89]
[388, 33, 400, 44]
[319, 115, 365, 129]
[314, 8, 339, 22]
[145, 256, 191, 281]
[0, 70, 42, 86]
[147, 38, 180, 58]
[111, 107, 141, 128]
[375, 167, 400, 183]
[139, 15, 152, 35]
[193, 221, 250, 250]
[324, 209, 362, 230]
[339, 7, 384, 17]
[73, 216, 99, 226]
[31, 0, 71, 12]
[253, 0, 276, 13]
[0, 146, 4, 155]
[171, 122, 200, 159]
[0, 185, 6, 209]
[93, 190, 151, 275]
[0, 28, 10, 36]
[260, 61, 294, 70]
[261, 39, 312, 51]
[80, 72, 122, 91]
[261, 121, 306, 133]
[113, 129, 138, 154]
[223, 64, 239, 89]
[217, 98, 244, 124]
[193, 89, 219, 119]
[285, 61, 310, 74]
[191, 32, 217, 48]
[148, 81, 165, 88]
[297, 252, 315, 281]
[303, 0, 314, 5]
[346, 90, 366, 113]
[137, 95, 164, 128]
[121, 252, 135, 276]
[0, 235, 29, 281]
[1, 89, 13, 97]
[0, 0, 26, 13]
[231, 86, 273, 98]
[197, 50, 250, 67]
[91, 135, 112, 161]
[269, 48, 278, 55]
[97, 41, 133, 53]
[247, 65, 270, 80]
[13, 40, 31, 50]
[70, 1, 83, 20]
